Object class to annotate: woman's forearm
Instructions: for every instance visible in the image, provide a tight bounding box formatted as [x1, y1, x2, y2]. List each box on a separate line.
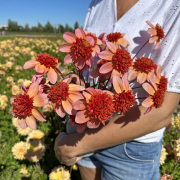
[65, 92, 180, 157]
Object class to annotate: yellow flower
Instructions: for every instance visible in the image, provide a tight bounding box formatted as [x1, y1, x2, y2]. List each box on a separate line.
[49, 166, 71, 180]
[0, 95, 8, 102]
[12, 85, 20, 95]
[6, 76, 14, 82]
[20, 167, 29, 177]
[23, 80, 32, 87]
[160, 146, 168, 165]
[25, 141, 45, 162]
[12, 141, 28, 160]
[17, 79, 24, 86]
[17, 126, 32, 136]
[174, 139, 180, 161]
[6, 61, 14, 69]
[175, 114, 180, 128]
[12, 117, 19, 127]
[0, 70, 5, 77]
[27, 130, 45, 142]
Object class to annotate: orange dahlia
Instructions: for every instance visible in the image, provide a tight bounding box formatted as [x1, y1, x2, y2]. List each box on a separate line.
[10, 81, 48, 130]
[128, 57, 157, 84]
[74, 88, 114, 129]
[23, 53, 63, 84]
[48, 78, 85, 117]
[60, 28, 95, 70]
[107, 32, 130, 48]
[113, 74, 136, 114]
[146, 21, 165, 49]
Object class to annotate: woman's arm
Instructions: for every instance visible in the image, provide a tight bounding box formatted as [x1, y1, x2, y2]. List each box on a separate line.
[54, 92, 180, 164]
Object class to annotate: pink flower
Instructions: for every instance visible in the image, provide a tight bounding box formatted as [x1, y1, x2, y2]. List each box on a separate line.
[74, 88, 114, 130]
[10, 81, 49, 130]
[98, 42, 132, 81]
[60, 28, 95, 70]
[23, 53, 63, 84]
[146, 21, 165, 49]
[48, 78, 85, 117]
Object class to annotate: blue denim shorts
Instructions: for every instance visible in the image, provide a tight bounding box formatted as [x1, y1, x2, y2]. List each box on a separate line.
[77, 138, 163, 180]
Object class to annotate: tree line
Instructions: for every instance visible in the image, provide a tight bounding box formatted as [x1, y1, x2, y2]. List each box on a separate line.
[6, 19, 81, 33]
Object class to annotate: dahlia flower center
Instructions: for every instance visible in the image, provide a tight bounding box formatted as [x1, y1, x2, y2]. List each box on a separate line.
[97, 59, 108, 68]
[86, 92, 114, 123]
[156, 24, 165, 39]
[152, 89, 165, 108]
[71, 38, 93, 59]
[134, 57, 157, 73]
[48, 82, 69, 105]
[36, 53, 59, 68]
[12, 94, 34, 119]
[112, 49, 132, 71]
[107, 32, 123, 42]
[113, 91, 136, 114]
[86, 33, 97, 46]
[158, 76, 168, 92]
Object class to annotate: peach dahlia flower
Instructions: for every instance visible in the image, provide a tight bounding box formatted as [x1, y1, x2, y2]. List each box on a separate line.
[99, 42, 132, 81]
[60, 28, 95, 70]
[146, 21, 165, 49]
[128, 57, 157, 84]
[113, 74, 136, 114]
[107, 32, 130, 48]
[48, 78, 85, 118]
[23, 53, 63, 84]
[10, 81, 48, 130]
[74, 88, 114, 129]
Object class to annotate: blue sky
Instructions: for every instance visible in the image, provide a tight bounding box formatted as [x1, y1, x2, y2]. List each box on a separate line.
[0, 0, 92, 28]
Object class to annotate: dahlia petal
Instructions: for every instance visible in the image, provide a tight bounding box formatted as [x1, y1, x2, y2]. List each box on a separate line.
[128, 70, 138, 81]
[18, 119, 27, 129]
[68, 93, 84, 105]
[86, 36, 95, 46]
[74, 99, 86, 110]
[146, 21, 155, 29]
[32, 108, 46, 122]
[87, 120, 100, 129]
[147, 71, 155, 82]
[47, 67, 57, 84]
[156, 64, 161, 79]
[75, 110, 90, 124]
[69, 84, 85, 91]
[63, 32, 76, 43]
[144, 105, 153, 115]
[98, 33, 107, 42]
[31, 75, 36, 83]
[54, 67, 64, 80]
[75, 58, 85, 70]
[27, 81, 39, 98]
[62, 99, 73, 115]
[82, 91, 91, 100]
[90, 67, 100, 78]
[111, 69, 121, 78]
[10, 95, 17, 104]
[103, 90, 114, 96]
[137, 73, 148, 84]
[26, 116, 37, 130]
[94, 45, 100, 54]
[154, 40, 160, 49]
[86, 55, 93, 67]
[35, 64, 45, 74]
[149, 36, 159, 43]
[56, 105, 66, 118]
[59, 43, 71, 52]
[106, 42, 117, 53]
[35, 72, 44, 77]
[33, 93, 48, 107]
[117, 38, 130, 48]
[97, 39, 102, 45]
[98, 51, 114, 60]
[121, 33, 126, 37]
[147, 28, 157, 36]
[86, 87, 97, 95]
[75, 28, 85, 38]
[142, 97, 154, 107]
[23, 59, 39, 69]
[99, 62, 113, 74]
[142, 83, 155, 95]
[112, 76, 122, 93]
[122, 73, 130, 91]
[77, 124, 86, 133]
[64, 53, 73, 63]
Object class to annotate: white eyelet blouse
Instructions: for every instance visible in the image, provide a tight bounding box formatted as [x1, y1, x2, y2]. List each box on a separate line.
[83, 0, 180, 143]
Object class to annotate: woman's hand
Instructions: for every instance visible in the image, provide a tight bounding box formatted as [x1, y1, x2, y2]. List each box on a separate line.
[65, 73, 85, 86]
[54, 132, 82, 166]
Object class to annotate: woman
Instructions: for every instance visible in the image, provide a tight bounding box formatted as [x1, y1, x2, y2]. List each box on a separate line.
[54, 0, 180, 179]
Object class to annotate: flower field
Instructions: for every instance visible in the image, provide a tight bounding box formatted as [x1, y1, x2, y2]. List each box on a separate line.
[0, 36, 180, 180]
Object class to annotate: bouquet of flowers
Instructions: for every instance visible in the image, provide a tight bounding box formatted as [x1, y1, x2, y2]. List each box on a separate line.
[10, 21, 168, 134]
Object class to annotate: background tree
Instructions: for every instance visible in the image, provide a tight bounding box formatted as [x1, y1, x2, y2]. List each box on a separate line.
[58, 24, 65, 34]
[37, 22, 44, 32]
[24, 24, 30, 32]
[44, 21, 54, 32]
[74, 21, 79, 30]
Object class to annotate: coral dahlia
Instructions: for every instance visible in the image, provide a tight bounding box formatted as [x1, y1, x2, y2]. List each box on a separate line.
[10, 81, 49, 130]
